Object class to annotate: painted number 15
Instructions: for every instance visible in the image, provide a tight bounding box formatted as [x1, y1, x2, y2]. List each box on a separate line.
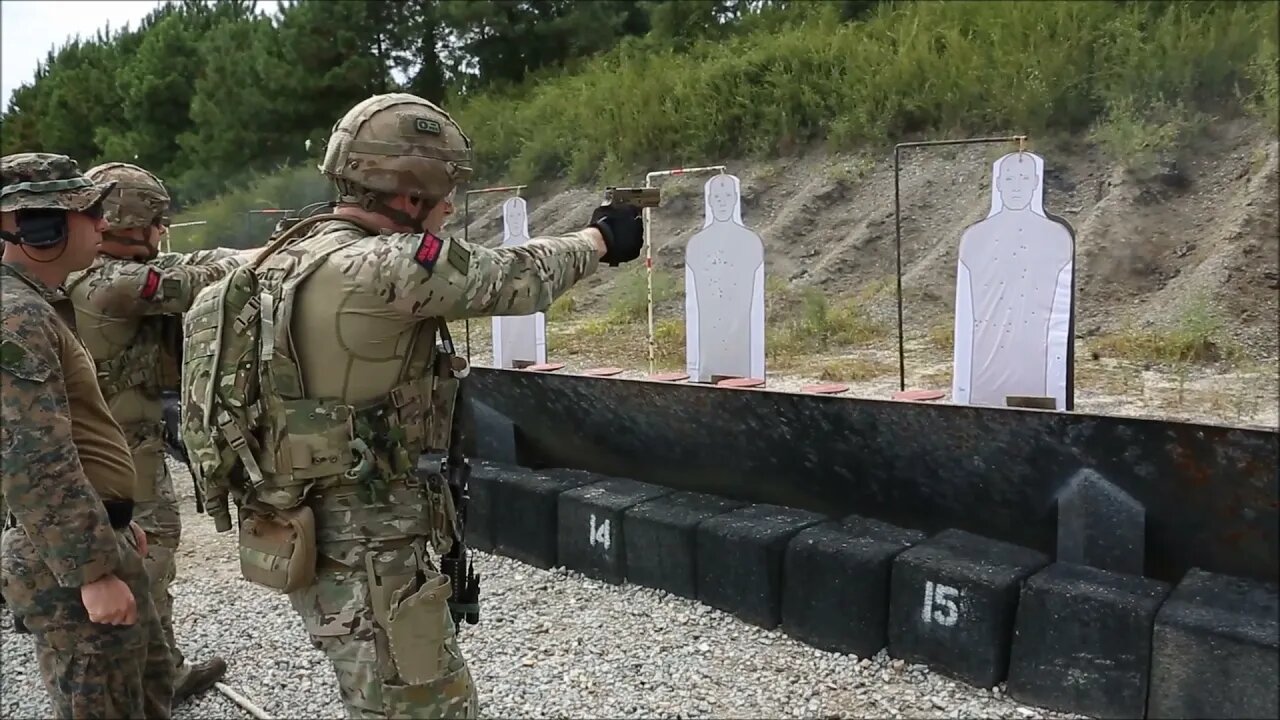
[922, 580, 960, 627]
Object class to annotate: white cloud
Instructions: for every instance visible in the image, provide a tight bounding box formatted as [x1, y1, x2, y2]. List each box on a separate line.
[1, 0, 280, 111]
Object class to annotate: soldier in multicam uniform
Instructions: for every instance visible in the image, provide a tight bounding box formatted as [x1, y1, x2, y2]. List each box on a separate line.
[181, 93, 645, 719]
[63, 162, 258, 704]
[0, 152, 174, 718]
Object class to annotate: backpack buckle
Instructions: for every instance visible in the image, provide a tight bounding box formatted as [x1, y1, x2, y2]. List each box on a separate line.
[217, 416, 247, 451]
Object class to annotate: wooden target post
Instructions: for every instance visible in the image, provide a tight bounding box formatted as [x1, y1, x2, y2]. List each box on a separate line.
[461, 184, 527, 362]
[642, 164, 728, 375]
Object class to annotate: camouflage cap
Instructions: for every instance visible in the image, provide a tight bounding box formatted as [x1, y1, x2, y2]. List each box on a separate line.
[85, 161, 171, 230]
[1, 152, 115, 214]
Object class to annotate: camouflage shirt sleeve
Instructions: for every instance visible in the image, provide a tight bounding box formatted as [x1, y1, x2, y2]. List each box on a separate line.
[84, 249, 252, 317]
[347, 230, 600, 321]
[0, 298, 120, 587]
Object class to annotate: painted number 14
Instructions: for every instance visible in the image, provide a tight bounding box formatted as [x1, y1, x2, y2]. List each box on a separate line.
[922, 580, 961, 627]
[588, 514, 611, 550]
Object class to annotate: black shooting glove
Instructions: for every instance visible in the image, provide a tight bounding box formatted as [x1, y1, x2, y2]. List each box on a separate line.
[589, 204, 645, 266]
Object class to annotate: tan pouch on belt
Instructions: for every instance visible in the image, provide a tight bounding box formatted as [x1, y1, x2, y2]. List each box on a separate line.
[237, 505, 317, 593]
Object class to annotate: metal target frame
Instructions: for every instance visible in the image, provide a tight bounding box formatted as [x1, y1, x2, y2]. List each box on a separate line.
[642, 164, 729, 375]
[243, 208, 293, 249]
[461, 184, 527, 362]
[892, 133, 1076, 410]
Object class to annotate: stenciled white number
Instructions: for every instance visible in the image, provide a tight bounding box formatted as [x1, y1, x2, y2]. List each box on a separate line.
[588, 513, 611, 550]
[921, 580, 961, 627]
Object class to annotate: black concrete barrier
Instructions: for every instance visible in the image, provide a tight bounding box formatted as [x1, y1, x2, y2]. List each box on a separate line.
[490, 467, 600, 569]
[622, 491, 748, 600]
[462, 458, 510, 553]
[1006, 563, 1171, 719]
[781, 514, 926, 658]
[1147, 568, 1280, 719]
[466, 366, 1279, 587]
[557, 477, 672, 584]
[697, 504, 827, 629]
[888, 528, 1049, 688]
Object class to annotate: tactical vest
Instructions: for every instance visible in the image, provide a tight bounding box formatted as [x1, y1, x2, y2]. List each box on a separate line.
[180, 215, 460, 538]
[66, 263, 182, 400]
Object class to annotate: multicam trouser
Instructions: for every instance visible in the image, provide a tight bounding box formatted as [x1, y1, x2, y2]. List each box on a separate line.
[286, 481, 478, 720]
[125, 423, 188, 680]
[1, 525, 174, 719]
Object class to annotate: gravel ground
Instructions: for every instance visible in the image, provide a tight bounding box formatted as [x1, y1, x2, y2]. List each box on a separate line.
[2, 458, 1086, 720]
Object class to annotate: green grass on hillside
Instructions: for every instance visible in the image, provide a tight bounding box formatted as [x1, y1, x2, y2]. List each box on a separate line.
[175, 0, 1278, 247]
[456, 0, 1278, 185]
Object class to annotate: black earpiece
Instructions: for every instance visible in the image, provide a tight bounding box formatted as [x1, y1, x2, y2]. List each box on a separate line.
[14, 208, 69, 248]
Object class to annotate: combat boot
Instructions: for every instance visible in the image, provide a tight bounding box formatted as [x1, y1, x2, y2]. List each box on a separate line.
[173, 656, 228, 705]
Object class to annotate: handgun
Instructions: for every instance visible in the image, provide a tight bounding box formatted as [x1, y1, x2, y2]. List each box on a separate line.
[603, 186, 662, 209]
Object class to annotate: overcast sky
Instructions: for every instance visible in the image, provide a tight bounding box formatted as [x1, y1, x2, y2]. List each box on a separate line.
[1, 0, 280, 110]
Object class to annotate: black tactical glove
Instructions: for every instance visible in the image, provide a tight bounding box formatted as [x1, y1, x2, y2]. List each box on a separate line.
[589, 204, 645, 266]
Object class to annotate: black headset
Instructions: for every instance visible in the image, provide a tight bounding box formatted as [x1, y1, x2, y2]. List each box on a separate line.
[13, 208, 70, 248]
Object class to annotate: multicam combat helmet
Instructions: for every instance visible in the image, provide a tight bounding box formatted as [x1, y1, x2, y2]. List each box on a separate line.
[85, 162, 171, 231]
[319, 93, 473, 206]
[0, 152, 116, 215]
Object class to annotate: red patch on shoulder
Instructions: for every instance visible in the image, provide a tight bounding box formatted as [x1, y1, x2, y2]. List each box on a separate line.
[414, 233, 443, 271]
[140, 268, 161, 300]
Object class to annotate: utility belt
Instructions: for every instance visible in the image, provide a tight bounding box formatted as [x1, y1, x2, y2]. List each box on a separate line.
[0, 498, 132, 531]
[103, 498, 135, 530]
[234, 377, 455, 596]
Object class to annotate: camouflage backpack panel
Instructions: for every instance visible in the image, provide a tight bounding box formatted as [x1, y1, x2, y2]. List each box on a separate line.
[180, 264, 266, 533]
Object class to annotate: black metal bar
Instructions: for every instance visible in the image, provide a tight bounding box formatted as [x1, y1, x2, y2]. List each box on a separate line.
[892, 134, 1027, 391]
[894, 146, 905, 392]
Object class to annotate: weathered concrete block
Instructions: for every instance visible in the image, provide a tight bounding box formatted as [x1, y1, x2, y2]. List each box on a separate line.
[622, 491, 748, 600]
[1148, 568, 1280, 720]
[697, 504, 827, 629]
[461, 458, 517, 553]
[557, 477, 672, 584]
[782, 514, 926, 657]
[1007, 562, 1171, 719]
[888, 528, 1049, 688]
[490, 467, 599, 569]
[1056, 468, 1146, 576]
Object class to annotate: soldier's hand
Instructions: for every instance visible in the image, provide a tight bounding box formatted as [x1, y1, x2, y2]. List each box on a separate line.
[80, 574, 138, 626]
[129, 521, 148, 557]
[589, 204, 644, 266]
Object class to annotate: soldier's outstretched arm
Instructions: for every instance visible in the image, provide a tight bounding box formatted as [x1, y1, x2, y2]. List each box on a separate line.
[81, 249, 253, 317]
[368, 230, 604, 321]
[0, 307, 121, 587]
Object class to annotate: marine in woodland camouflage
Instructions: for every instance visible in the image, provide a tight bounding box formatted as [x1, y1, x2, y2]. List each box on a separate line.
[67, 246, 248, 677]
[66, 198, 249, 693]
[0, 262, 173, 719]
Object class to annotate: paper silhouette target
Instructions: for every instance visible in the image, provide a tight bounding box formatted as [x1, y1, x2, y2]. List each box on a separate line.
[491, 197, 547, 368]
[685, 173, 766, 383]
[952, 151, 1075, 410]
